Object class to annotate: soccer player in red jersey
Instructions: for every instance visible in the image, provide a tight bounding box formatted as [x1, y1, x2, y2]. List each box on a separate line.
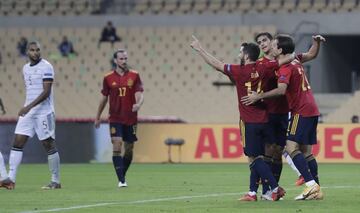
[95, 49, 144, 188]
[190, 35, 294, 201]
[254, 32, 325, 199]
[242, 34, 325, 200]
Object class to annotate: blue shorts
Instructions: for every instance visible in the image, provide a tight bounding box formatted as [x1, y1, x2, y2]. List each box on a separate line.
[287, 114, 318, 145]
[240, 120, 269, 157]
[109, 123, 138, 143]
[267, 113, 288, 147]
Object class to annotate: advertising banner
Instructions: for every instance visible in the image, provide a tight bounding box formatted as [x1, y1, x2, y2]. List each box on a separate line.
[123, 124, 360, 163]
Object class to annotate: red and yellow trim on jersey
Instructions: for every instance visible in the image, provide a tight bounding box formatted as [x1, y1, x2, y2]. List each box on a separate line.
[239, 119, 246, 148]
[104, 71, 114, 77]
[129, 69, 138, 74]
[289, 114, 300, 135]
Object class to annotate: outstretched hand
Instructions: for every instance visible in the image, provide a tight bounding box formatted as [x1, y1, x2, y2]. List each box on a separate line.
[312, 35, 326, 43]
[190, 35, 202, 51]
[241, 91, 261, 106]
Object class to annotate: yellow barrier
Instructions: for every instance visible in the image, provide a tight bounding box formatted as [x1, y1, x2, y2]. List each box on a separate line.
[133, 124, 360, 163]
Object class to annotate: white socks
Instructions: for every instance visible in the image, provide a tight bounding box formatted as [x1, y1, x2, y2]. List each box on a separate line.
[8, 149, 23, 182]
[48, 152, 60, 183]
[0, 152, 8, 181]
[305, 180, 316, 187]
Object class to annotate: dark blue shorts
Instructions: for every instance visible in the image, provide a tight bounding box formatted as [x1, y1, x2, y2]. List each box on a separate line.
[109, 123, 138, 143]
[287, 114, 318, 145]
[267, 113, 288, 147]
[240, 120, 269, 157]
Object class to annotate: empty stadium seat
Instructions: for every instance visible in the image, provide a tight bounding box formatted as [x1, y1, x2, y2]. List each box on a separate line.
[0, 0, 99, 16]
[0, 25, 276, 122]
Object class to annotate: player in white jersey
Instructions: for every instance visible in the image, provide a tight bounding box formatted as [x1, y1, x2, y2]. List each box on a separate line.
[0, 41, 61, 190]
[0, 99, 8, 182]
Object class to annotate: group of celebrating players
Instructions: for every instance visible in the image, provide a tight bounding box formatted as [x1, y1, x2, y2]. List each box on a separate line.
[191, 32, 325, 201]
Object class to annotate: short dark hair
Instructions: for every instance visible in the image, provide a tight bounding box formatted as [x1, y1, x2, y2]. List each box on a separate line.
[27, 41, 41, 50]
[275, 34, 295, 54]
[255, 32, 273, 42]
[113, 49, 127, 59]
[241, 42, 260, 62]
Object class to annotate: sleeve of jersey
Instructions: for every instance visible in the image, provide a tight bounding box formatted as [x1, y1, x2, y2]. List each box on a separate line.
[101, 78, 110, 96]
[277, 67, 291, 84]
[134, 75, 144, 92]
[223, 64, 238, 78]
[42, 64, 54, 81]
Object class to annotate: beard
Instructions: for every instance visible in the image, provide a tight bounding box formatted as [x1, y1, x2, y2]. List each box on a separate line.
[240, 59, 245, 65]
[118, 63, 129, 72]
[31, 55, 40, 61]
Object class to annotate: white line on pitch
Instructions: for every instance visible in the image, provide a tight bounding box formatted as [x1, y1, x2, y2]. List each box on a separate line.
[19, 185, 360, 213]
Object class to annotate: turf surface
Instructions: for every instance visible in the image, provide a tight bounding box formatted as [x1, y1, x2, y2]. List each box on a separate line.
[1, 163, 359, 213]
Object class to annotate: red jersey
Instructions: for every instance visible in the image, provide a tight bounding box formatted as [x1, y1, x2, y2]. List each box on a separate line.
[101, 70, 144, 125]
[224, 59, 279, 123]
[277, 59, 320, 117]
[260, 57, 289, 114]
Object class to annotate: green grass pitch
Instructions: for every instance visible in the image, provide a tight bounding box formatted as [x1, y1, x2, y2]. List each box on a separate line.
[1, 163, 359, 213]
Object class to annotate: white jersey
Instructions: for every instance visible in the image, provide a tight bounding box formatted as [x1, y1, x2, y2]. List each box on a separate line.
[22, 58, 55, 117]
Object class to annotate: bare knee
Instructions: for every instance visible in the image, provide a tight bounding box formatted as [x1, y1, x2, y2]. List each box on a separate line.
[112, 137, 123, 154]
[264, 143, 274, 156]
[41, 137, 56, 152]
[273, 145, 284, 160]
[300, 145, 312, 157]
[124, 143, 134, 157]
[13, 134, 29, 148]
[285, 140, 299, 155]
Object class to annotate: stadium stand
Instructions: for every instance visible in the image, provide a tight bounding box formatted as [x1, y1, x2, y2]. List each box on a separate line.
[0, 25, 276, 123]
[1, 1, 359, 123]
[323, 91, 360, 123]
[118, 0, 360, 15]
[1, 1, 360, 16]
[0, 0, 101, 16]
[314, 93, 352, 117]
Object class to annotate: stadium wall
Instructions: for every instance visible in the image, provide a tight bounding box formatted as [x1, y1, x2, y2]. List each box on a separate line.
[1, 122, 359, 163]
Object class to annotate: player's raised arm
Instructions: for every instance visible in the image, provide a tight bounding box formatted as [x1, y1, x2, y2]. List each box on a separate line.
[299, 35, 326, 63]
[95, 95, 108, 128]
[277, 52, 295, 66]
[190, 35, 225, 73]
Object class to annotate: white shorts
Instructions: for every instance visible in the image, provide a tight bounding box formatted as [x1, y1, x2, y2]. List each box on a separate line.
[15, 112, 56, 140]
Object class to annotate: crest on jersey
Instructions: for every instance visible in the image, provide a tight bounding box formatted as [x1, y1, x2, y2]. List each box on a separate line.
[279, 75, 286, 81]
[251, 71, 259, 79]
[111, 127, 116, 134]
[127, 79, 134, 88]
[111, 82, 117, 86]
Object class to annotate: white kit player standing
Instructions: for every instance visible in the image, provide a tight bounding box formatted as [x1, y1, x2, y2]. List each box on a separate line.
[0, 41, 61, 190]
